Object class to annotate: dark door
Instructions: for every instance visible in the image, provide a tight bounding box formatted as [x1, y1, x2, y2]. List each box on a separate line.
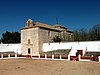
[28, 48, 31, 54]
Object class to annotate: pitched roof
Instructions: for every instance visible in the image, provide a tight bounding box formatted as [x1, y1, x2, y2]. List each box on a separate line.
[20, 19, 73, 32]
[54, 24, 68, 29]
[20, 22, 61, 31]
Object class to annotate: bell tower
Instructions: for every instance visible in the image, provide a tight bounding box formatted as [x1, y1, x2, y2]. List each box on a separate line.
[26, 19, 33, 27]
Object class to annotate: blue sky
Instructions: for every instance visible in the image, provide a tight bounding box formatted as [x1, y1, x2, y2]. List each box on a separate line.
[0, 0, 100, 37]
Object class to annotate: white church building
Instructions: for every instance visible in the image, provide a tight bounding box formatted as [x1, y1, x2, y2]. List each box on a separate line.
[0, 19, 100, 56]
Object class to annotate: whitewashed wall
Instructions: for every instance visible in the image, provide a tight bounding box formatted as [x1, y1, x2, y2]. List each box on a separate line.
[43, 41, 100, 56]
[0, 44, 21, 54]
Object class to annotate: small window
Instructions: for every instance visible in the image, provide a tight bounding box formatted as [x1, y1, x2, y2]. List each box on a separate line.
[28, 48, 30, 54]
[28, 39, 30, 44]
[48, 30, 51, 37]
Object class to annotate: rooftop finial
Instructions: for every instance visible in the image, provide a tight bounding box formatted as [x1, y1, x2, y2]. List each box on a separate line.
[56, 17, 59, 24]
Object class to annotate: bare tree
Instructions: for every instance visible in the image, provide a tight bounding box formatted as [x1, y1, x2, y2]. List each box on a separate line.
[73, 28, 88, 41]
[89, 24, 100, 41]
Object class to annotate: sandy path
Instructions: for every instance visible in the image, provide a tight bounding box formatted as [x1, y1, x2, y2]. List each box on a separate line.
[0, 59, 100, 75]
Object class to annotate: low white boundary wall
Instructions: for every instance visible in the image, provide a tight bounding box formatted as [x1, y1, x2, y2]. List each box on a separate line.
[43, 41, 100, 56]
[0, 44, 21, 54]
[1, 54, 100, 63]
[0, 54, 26, 59]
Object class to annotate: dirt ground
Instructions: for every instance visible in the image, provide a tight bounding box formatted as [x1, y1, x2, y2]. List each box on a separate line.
[0, 59, 100, 75]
